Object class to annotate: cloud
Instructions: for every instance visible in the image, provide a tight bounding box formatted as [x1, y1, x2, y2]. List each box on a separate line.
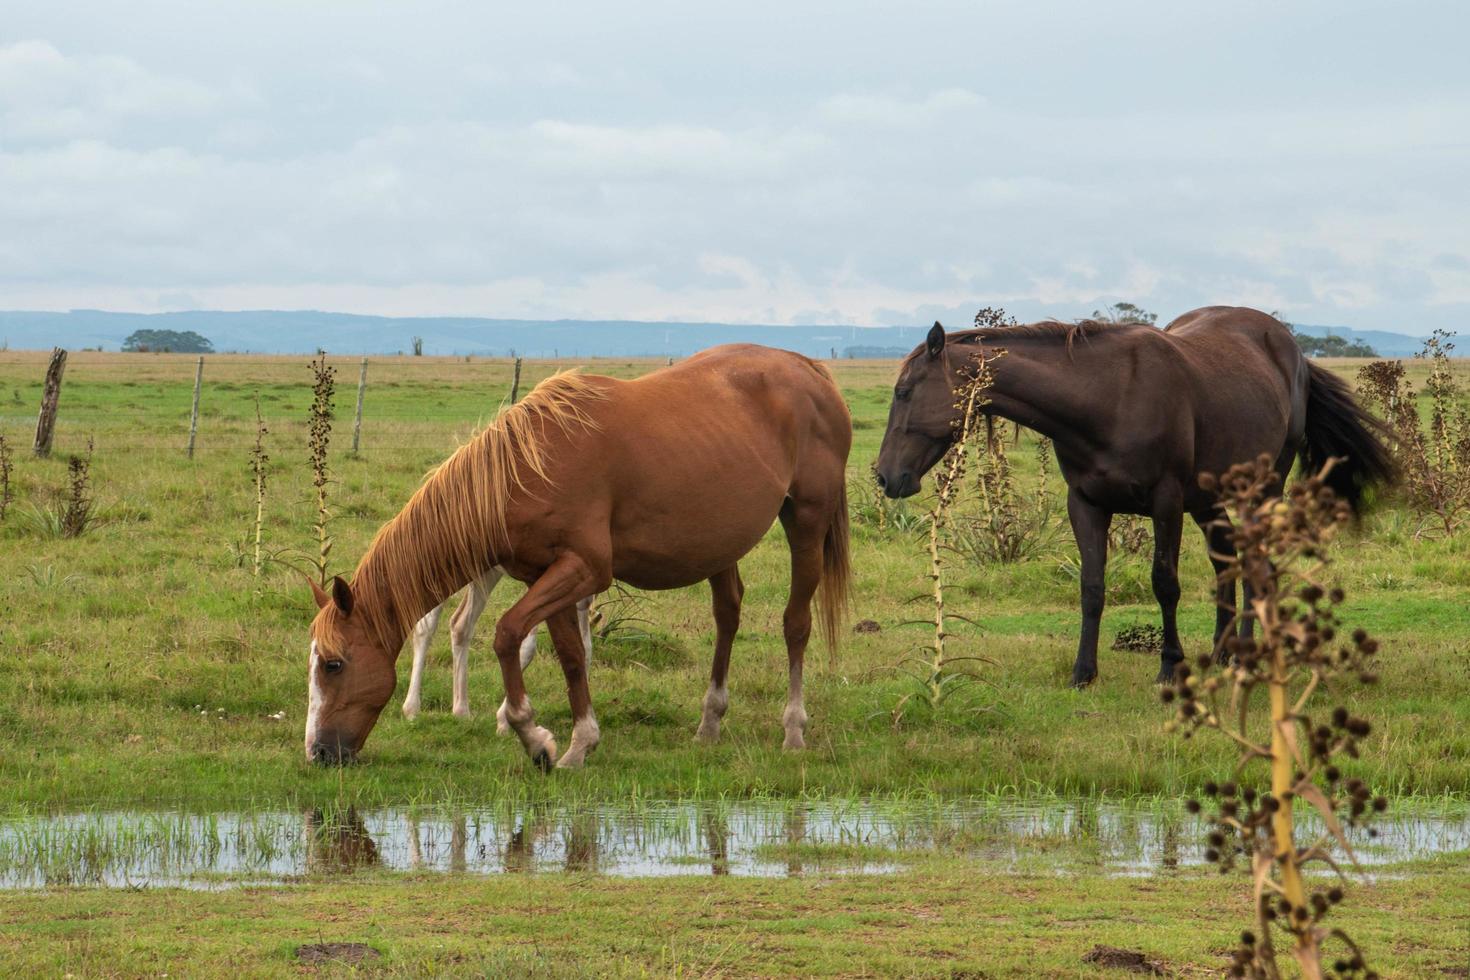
[0, 4, 1467, 335]
[0, 40, 224, 143]
[818, 88, 984, 127]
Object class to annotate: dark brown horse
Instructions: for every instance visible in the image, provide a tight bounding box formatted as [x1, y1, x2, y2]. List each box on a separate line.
[875, 306, 1393, 687]
[306, 344, 852, 768]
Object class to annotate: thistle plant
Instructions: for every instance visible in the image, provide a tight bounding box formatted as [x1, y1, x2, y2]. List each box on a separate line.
[60, 437, 95, 539]
[250, 394, 269, 579]
[1162, 455, 1385, 980]
[308, 352, 336, 587]
[0, 433, 13, 522]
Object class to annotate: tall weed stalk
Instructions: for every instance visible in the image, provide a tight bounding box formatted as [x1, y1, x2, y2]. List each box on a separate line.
[250, 395, 269, 579]
[308, 353, 336, 586]
[1163, 456, 1386, 979]
[891, 351, 997, 725]
[0, 433, 13, 522]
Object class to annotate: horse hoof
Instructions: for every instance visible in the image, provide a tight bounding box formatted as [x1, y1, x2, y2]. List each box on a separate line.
[532, 748, 554, 773]
[1070, 674, 1097, 690]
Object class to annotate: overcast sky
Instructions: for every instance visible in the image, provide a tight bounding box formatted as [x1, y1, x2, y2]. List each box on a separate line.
[2, 1, 1466, 332]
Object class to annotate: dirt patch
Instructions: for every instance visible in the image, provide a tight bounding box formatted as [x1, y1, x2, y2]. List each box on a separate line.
[1081, 944, 1165, 975]
[295, 942, 380, 965]
[853, 619, 882, 634]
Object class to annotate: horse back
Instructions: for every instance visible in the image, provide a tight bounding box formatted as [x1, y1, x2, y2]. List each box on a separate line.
[1161, 306, 1310, 479]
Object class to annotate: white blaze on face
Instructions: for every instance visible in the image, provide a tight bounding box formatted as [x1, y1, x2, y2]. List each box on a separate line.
[305, 639, 324, 760]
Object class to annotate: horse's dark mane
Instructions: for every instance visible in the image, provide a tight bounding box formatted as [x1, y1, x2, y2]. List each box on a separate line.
[953, 318, 1134, 348]
[902, 318, 1135, 365]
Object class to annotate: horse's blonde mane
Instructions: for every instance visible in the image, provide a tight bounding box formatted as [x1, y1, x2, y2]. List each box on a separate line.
[317, 371, 604, 654]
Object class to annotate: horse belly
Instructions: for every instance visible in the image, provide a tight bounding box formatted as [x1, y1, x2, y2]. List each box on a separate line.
[609, 486, 787, 590]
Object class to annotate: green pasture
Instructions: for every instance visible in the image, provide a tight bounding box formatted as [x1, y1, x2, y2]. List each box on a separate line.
[0, 349, 1467, 976]
[1, 350, 1465, 807]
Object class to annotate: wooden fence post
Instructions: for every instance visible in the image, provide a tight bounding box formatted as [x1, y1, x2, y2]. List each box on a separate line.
[33, 347, 67, 458]
[186, 356, 204, 458]
[352, 357, 368, 454]
[510, 357, 523, 404]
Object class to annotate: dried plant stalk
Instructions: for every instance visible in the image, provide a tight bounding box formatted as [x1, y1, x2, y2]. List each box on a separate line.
[250, 394, 269, 578]
[0, 434, 13, 522]
[308, 352, 336, 587]
[916, 352, 997, 708]
[1164, 456, 1385, 980]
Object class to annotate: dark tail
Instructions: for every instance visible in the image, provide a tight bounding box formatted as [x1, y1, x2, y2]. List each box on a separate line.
[816, 481, 852, 657]
[1301, 361, 1396, 513]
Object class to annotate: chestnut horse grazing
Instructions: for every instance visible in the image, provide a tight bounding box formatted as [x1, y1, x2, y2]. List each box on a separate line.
[306, 344, 852, 768]
[875, 306, 1393, 688]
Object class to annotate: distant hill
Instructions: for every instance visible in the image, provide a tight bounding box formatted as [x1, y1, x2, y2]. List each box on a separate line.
[0, 309, 1429, 359]
[1287, 324, 1426, 358]
[0, 310, 928, 359]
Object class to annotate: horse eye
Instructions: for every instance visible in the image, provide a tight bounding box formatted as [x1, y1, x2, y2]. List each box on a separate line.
[895, 387, 912, 402]
[323, 659, 345, 675]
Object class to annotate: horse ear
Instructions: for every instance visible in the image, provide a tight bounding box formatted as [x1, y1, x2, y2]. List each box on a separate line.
[926, 321, 946, 360]
[310, 578, 331, 610]
[331, 576, 354, 617]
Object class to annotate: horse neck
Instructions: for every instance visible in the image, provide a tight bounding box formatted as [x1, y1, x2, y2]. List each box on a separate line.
[954, 334, 1115, 455]
[349, 472, 503, 660]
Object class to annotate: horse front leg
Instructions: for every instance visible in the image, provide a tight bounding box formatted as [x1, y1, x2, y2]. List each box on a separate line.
[547, 606, 599, 769]
[496, 595, 593, 734]
[778, 501, 829, 750]
[492, 551, 604, 772]
[447, 569, 500, 717]
[1067, 488, 1111, 688]
[401, 603, 443, 720]
[1150, 495, 1185, 684]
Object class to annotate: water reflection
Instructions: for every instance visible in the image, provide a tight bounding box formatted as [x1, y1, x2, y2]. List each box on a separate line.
[305, 807, 380, 874]
[702, 810, 729, 875]
[0, 798, 1464, 889]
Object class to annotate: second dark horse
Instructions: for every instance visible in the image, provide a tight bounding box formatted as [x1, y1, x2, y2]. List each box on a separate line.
[874, 306, 1394, 687]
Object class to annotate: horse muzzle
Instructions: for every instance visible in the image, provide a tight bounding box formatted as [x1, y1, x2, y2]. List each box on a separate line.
[875, 469, 919, 500]
[308, 733, 358, 766]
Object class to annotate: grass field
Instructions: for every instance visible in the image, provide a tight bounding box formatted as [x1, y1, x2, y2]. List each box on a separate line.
[0, 348, 1467, 975]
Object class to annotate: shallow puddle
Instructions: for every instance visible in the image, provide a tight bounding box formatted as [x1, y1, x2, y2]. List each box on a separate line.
[0, 798, 1465, 888]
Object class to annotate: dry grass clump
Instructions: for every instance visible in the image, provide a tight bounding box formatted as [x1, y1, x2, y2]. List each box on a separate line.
[1356, 331, 1470, 535]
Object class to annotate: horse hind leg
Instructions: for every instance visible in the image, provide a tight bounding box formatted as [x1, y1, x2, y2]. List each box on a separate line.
[778, 502, 828, 750]
[696, 566, 743, 744]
